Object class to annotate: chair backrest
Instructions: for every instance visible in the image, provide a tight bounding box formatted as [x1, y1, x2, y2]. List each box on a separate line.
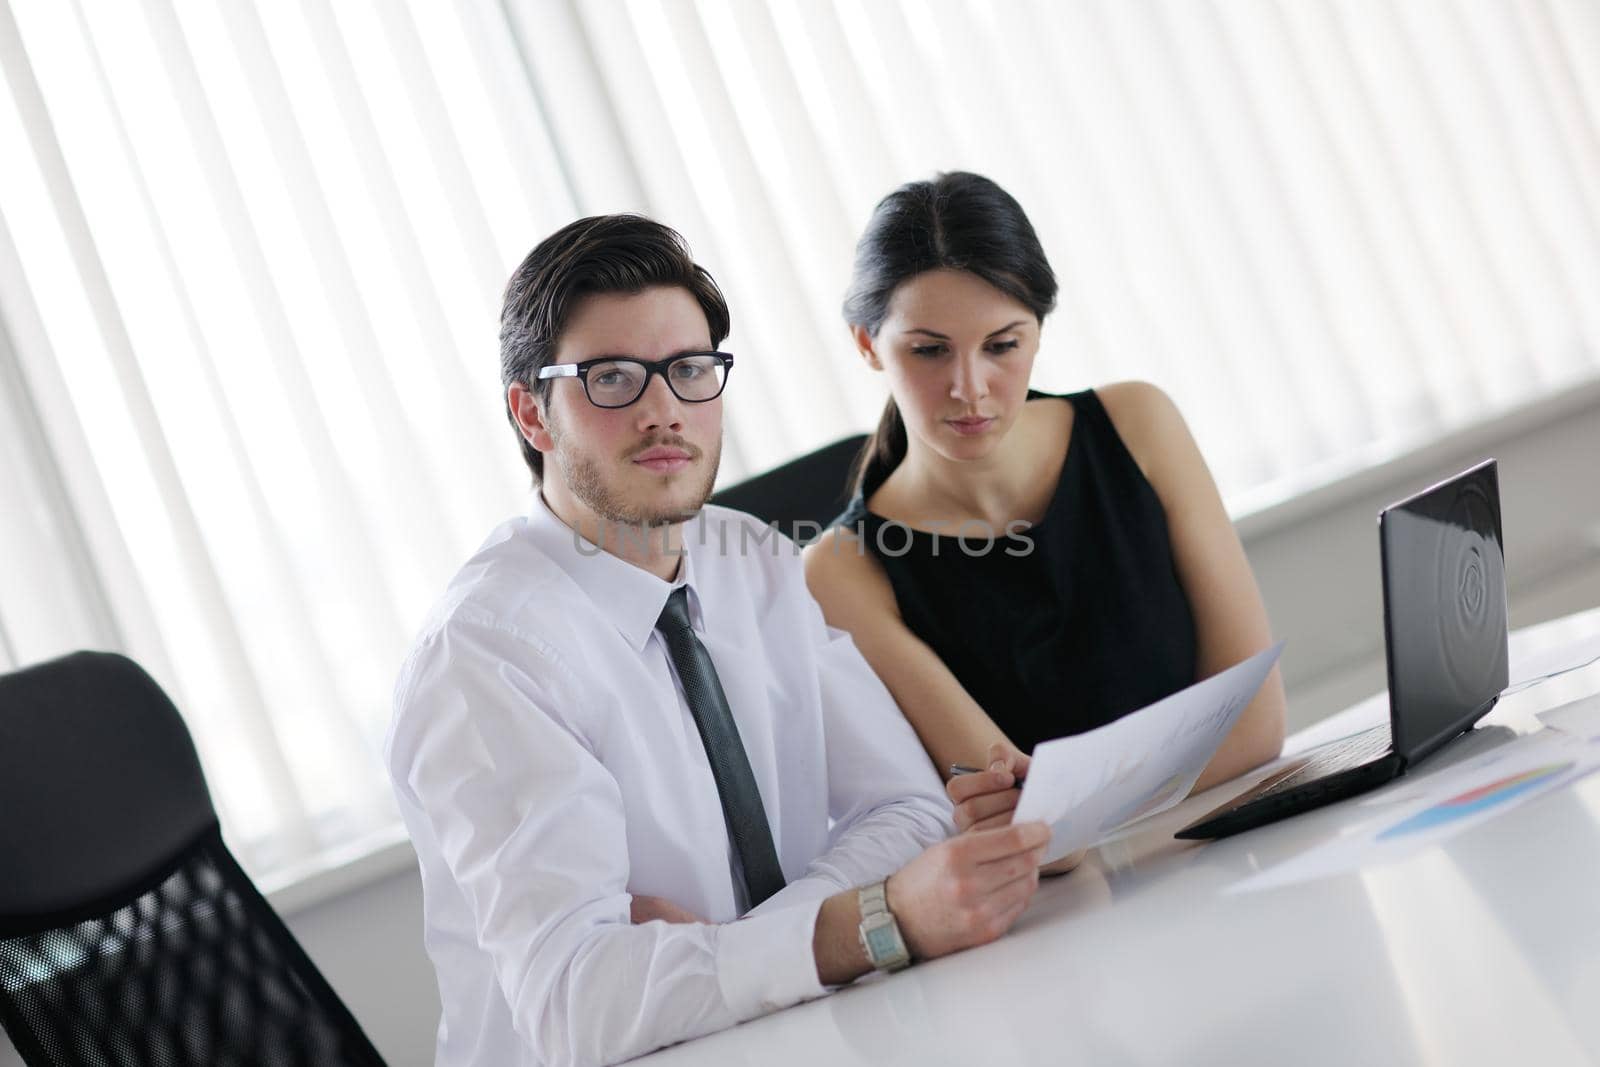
[0, 652, 386, 1066]
[710, 434, 868, 544]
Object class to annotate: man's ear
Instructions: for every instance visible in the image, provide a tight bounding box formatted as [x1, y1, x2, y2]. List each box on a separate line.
[508, 381, 555, 454]
[851, 324, 883, 371]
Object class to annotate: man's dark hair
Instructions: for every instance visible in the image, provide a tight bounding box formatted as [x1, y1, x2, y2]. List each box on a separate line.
[499, 214, 731, 482]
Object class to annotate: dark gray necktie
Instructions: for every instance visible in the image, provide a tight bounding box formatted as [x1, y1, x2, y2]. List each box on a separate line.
[655, 586, 786, 909]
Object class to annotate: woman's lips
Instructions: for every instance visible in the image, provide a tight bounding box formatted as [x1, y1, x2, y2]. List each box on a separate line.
[946, 416, 995, 436]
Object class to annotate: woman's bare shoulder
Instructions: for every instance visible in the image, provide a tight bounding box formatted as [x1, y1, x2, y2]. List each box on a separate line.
[1094, 379, 1180, 433]
[1092, 380, 1191, 481]
[803, 525, 899, 620]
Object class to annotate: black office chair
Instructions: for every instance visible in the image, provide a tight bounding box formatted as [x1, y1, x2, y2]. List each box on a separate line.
[711, 434, 868, 544]
[0, 651, 386, 1067]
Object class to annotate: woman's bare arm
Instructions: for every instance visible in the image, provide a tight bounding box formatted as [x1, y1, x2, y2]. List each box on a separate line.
[1098, 381, 1287, 791]
[803, 526, 1014, 779]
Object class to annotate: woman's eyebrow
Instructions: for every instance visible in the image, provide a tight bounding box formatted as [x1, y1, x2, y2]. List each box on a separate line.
[904, 321, 1027, 340]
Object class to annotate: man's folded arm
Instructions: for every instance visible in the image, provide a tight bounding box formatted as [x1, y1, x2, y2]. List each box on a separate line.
[388, 620, 827, 1067]
[751, 601, 955, 917]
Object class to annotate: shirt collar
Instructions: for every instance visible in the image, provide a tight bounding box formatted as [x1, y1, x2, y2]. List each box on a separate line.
[524, 492, 703, 652]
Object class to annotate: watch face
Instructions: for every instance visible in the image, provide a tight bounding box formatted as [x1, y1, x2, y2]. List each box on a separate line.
[865, 922, 901, 959]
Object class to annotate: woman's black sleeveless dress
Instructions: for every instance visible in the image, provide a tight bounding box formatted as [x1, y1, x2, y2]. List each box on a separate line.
[833, 389, 1198, 755]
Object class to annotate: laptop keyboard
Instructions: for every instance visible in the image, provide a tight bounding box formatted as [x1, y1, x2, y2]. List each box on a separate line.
[1256, 724, 1393, 798]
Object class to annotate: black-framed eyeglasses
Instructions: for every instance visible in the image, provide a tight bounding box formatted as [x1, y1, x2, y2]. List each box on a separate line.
[536, 351, 734, 409]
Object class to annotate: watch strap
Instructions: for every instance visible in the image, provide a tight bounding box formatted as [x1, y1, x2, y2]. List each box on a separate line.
[860, 880, 890, 919]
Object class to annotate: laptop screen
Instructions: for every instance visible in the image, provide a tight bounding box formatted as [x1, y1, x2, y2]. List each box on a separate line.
[1380, 459, 1509, 760]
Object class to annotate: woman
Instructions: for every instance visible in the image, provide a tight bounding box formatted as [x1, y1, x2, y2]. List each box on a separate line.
[804, 172, 1285, 850]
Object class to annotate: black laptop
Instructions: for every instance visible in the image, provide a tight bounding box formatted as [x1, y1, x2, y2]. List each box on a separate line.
[1176, 459, 1509, 840]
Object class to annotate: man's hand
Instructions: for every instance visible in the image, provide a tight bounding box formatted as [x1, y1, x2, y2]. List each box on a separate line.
[630, 894, 706, 925]
[884, 820, 1050, 960]
[947, 741, 1031, 833]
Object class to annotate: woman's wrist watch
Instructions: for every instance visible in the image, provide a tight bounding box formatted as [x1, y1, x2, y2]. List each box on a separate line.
[857, 880, 911, 972]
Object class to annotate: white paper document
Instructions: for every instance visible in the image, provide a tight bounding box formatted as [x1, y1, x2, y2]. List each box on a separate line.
[1013, 642, 1285, 864]
[1506, 629, 1600, 695]
[1541, 692, 1600, 740]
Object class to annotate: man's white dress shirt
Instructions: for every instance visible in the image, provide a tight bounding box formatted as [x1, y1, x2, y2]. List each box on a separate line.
[385, 496, 953, 1067]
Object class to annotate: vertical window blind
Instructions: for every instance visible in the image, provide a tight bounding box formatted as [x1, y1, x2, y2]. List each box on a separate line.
[2, 0, 1597, 877]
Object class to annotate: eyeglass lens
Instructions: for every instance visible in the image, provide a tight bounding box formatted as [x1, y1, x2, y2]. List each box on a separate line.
[587, 355, 727, 407]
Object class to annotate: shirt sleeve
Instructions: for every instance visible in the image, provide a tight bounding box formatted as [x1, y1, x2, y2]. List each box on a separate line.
[387, 614, 827, 1067]
[749, 593, 956, 917]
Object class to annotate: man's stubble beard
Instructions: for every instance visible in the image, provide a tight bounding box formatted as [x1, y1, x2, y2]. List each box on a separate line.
[550, 414, 722, 529]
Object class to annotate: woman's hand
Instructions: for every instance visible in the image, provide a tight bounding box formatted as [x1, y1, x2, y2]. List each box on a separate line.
[948, 743, 1083, 877]
[947, 741, 1032, 833]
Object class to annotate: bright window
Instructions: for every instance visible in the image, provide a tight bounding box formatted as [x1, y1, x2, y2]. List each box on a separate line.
[3, 0, 1598, 877]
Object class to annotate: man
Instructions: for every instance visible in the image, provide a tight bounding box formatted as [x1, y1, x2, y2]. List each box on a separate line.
[385, 214, 1049, 1067]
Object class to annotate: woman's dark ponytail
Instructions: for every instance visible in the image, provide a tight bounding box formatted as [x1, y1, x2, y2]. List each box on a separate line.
[842, 172, 1058, 492]
[853, 397, 908, 497]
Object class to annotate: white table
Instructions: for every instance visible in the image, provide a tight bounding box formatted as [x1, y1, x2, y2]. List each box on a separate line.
[637, 607, 1600, 1067]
